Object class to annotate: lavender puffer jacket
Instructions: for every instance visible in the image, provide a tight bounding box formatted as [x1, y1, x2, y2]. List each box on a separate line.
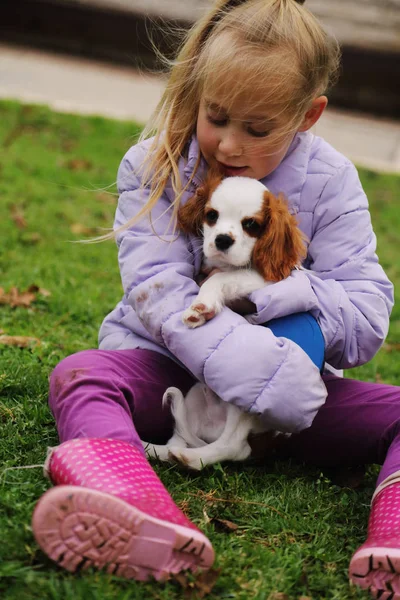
[99, 132, 394, 433]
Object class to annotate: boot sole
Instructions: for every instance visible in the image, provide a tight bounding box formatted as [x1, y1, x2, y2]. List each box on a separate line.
[349, 547, 400, 599]
[32, 485, 214, 581]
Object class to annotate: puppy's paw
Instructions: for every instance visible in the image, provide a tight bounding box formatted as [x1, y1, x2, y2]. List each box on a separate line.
[182, 303, 216, 328]
[168, 447, 204, 471]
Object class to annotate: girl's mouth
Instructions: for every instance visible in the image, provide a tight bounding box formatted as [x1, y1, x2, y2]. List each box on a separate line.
[217, 162, 248, 177]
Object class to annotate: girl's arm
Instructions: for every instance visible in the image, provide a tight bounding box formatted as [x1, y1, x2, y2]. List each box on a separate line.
[246, 163, 394, 369]
[115, 144, 327, 433]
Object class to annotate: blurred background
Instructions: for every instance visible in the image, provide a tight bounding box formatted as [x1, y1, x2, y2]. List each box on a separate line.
[1, 0, 400, 115]
[0, 0, 400, 171]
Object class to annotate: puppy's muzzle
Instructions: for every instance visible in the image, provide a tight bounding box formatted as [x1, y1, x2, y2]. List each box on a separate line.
[215, 234, 234, 251]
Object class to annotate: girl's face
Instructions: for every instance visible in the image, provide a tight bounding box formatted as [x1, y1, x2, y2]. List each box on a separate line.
[196, 96, 295, 180]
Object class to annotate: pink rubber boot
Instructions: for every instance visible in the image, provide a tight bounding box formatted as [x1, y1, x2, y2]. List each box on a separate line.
[349, 482, 400, 599]
[32, 438, 214, 581]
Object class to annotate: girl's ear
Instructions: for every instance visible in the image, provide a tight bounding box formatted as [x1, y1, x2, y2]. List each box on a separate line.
[298, 96, 328, 132]
[177, 169, 223, 236]
[252, 191, 307, 281]
[177, 186, 209, 236]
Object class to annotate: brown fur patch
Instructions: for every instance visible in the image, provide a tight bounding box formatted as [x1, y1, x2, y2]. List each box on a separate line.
[177, 169, 223, 236]
[252, 191, 307, 281]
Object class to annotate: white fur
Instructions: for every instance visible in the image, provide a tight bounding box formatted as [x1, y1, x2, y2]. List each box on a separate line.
[142, 384, 267, 470]
[183, 177, 271, 328]
[203, 177, 267, 267]
[142, 178, 285, 470]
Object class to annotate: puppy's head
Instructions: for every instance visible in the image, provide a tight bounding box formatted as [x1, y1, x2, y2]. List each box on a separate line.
[178, 174, 307, 281]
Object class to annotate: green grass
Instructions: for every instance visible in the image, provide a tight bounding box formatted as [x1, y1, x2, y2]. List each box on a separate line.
[0, 99, 399, 600]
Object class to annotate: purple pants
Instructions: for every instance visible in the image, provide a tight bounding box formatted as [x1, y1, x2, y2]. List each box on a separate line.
[49, 348, 400, 487]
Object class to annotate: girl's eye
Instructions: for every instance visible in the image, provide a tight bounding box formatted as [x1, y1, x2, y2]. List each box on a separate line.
[205, 209, 219, 225]
[247, 126, 270, 138]
[242, 218, 262, 235]
[207, 114, 228, 127]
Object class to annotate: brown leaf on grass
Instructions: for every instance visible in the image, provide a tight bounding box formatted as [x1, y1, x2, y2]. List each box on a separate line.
[35, 286, 51, 297]
[268, 594, 289, 600]
[383, 342, 400, 353]
[0, 286, 36, 307]
[9, 204, 27, 229]
[173, 568, 221, 599]
[96, 191, 117, 205]
[177, 499, 191, 517]
[0, 335, 40, 348]
[70, 223, 98, 236]
[202, 507, 211, 524]
[0, 285, 51, 308]
[375, 372, 383, 383]
[20, 232, 42, 245]
[211, 517, 239, 533]
[66, 158, 93, 171]
[188, 489, 287, 518]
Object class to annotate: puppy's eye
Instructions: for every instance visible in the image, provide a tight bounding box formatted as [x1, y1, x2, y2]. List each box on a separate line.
[205, 209, 219, 225]
[242, 218, 262, 236]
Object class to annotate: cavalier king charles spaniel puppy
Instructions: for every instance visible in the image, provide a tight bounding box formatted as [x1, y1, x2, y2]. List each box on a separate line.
[142, 173, 307, 470]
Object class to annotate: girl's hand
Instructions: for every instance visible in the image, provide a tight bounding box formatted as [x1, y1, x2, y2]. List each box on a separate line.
[228, 297, 256, 316]
[196, 268, 256, 316]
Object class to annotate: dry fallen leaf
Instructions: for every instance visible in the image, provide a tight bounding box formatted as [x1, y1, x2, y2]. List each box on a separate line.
[66, 158, 93, 171]
[177, 499, 191, 517]
[20, 232, 42, 245]
[36, 286, 51, 297]
[173, 568, 221, 599]
[96, 191, 117, 205]
[70, 223, 98, 236]
[202, 506, 211, 524]
[0, 285, 51, 308]
[9, 204, 27, 229]
[211, 517, 239, 533]
[0, 335, 40, 348]
[0, 286, 36, 308]
[383, 342, 400, 353]
[268, 594, 289, 600]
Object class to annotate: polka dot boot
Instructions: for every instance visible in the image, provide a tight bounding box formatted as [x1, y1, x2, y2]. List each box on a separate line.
[32, 438, 214, 581]
[349, 482, 400, 599]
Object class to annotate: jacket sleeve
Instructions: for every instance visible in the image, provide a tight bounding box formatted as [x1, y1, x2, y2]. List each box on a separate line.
[114, 145, 328, 433]
[246, 163, 394, 369]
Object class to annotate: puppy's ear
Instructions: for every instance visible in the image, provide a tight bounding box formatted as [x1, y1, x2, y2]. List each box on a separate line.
[177, 169, 223, 236]
[177, 186, 209, 236]
[252, 191, 307, 281]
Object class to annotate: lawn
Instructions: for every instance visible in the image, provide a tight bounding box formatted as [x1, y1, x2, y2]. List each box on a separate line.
[0, 100, 399, 600]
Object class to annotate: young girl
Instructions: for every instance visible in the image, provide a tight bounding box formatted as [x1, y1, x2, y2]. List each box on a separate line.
[31, 0, 398, 596]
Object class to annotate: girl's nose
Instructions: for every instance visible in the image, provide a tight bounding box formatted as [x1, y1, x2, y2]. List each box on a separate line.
[218, 129, 243, 157]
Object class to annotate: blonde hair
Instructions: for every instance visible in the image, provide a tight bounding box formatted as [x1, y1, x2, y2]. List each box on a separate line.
[118, 0, 340, 236]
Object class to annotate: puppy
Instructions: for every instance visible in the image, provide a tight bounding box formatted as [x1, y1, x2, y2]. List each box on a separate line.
[142, 173, 306, 470]
[179, 173, 306, 328]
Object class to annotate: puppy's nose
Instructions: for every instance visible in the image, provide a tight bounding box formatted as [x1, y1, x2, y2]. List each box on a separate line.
[215, 234, 234, 251]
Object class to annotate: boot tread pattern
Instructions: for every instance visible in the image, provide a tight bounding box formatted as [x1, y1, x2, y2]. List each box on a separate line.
[32, 486, 213, 581]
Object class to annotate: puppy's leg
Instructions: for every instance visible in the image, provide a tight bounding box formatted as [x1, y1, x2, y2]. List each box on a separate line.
[169, 405, 254, 470]
[182, 271, 267, 328]
[141, 387, 190, 462]
[141, 441, 171, 462]
[142, 431, 188, 462]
